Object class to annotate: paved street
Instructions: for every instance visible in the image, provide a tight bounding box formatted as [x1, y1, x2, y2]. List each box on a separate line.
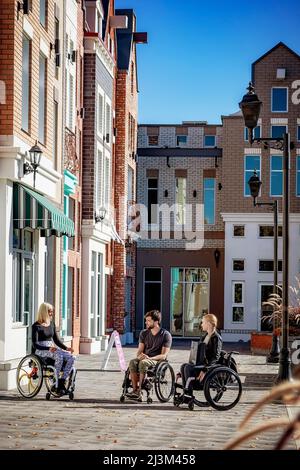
[0, 343, 298, 450]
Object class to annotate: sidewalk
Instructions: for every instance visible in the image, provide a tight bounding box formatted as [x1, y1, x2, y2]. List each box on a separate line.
[0, 344, 297, 450]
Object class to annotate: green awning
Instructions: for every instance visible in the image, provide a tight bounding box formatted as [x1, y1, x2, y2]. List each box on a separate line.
[13, 183, 75, 237]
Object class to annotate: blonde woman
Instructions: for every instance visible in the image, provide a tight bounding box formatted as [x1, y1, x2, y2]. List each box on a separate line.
[32, 303, 74, 392]
[180, 313, 222, 388]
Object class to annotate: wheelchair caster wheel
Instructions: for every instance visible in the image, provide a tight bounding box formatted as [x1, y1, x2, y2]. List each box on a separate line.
[147, 397, 153, 404]
[69, 392, 74, 401]
[120, 395, 125, 403]
[46, 392, 51, 401]
[188, 400, 194, 411]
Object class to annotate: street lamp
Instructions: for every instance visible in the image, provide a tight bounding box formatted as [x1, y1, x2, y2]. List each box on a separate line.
[240, 82, 292, 382]
[24, 141, 43, 188]
[248, 170, 280, 363]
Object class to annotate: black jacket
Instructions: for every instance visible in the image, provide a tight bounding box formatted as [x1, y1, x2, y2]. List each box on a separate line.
[200, 331, 222, 366]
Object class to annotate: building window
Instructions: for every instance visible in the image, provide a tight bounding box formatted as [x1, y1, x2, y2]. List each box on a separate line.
[144, 268, 162, 316]
[297, 156, 300, 196]
[97, 91, 104, 136]
[233, 225, 245, 237]
[53, 100, 58, 168]
[203, 178, 215, 225]
[38, 53, 47, 144]
[127, 166, 134, 226]
[104, 156, 110, 209]
[147, 177, 158, 224]
[12, 229, 34, 340]
[244, 155, 260, 196]
[22, 34, 31, 133]
[68, 198, 75, 250]
[96, 150, 103, 210]
[260, 285, 274, 331]
[244, 126, 260, 141]
[67, 266, 73, 336]
[177, 135, 187, 146]
[270, 155, 283, 196]
[232, 282, 244, 322]
[40, 0, 47, 28]
[271, 87, 288, 112]
[233, 260, 245, 271]
[96, 253, 103, 337]
[259, 260, 283, 272]
[171, 268, 209, 337]
[297, 126, 300, 142]
[90, 252, 96, 337]
[175, 177, 186, 225]
[259, 225, 282, 237]
[148, 135, 158, 146]
[55, 18, 59, 79]
[204, 135, 216, 147]
[68, 73, 74, 130]
[105, 102, 111, 144]
[271, 125, 287, 139]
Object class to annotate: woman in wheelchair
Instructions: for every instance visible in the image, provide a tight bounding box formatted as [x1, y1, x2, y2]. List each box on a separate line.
[180, 313, 222, 390]
[32, 302, 75, 393]
[175, 313, 242, 411]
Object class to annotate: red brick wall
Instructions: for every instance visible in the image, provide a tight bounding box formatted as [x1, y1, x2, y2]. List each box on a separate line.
[0, 0, 14, 137]
[222, 44, 300, 214]
[112, 38, 138, 332]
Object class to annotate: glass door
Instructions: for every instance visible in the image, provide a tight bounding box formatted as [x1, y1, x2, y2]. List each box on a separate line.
[24, 257, 34, 353]
[171, 268, 209, 337]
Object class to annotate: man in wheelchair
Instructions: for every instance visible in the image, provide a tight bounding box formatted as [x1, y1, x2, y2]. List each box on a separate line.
[127, 310, 172, 400]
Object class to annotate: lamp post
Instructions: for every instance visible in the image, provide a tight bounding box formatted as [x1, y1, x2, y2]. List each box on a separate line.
[240, 82, 292, 382]
[248, 170, 280, 363]
[24, 141, 43, 188]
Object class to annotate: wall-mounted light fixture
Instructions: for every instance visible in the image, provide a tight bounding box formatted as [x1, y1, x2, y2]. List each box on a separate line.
[164, 190, 168, 197]
[17, 0, 30, 18]
[193, 190, 197, 198]
[24, 141, 43, 188]
[95, 207, 107, 223]
[214, 248, 221, 268]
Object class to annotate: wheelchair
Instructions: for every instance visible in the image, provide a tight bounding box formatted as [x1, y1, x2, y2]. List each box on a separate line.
[16, 353, 76, 401]
[173, 350, 242, 411]
[120, 360, 175, 404]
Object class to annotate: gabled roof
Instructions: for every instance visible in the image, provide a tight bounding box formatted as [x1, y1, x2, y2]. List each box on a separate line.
[251, 42, 300, 81]
[115, 9, 135, 71]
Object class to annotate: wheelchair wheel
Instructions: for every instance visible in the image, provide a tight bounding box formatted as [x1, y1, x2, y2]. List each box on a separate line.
[204, 367, 242, 411]
[16, 355, 43, 398]
[154, 362, 175, 402]
[44, 368, 61, 398]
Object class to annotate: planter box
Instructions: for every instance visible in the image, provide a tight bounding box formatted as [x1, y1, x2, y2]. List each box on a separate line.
[251, 332, 273, 355]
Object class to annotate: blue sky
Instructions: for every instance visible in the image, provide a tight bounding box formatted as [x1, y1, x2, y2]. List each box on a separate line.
[115, 0, 300, 124]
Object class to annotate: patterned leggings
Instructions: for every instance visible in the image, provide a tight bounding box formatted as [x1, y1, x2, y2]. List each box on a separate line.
[35, 342, 75, 380]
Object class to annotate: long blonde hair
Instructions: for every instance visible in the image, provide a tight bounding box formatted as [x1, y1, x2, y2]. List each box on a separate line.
[203, 313, 218, 329]
[37, 302, 53, 324]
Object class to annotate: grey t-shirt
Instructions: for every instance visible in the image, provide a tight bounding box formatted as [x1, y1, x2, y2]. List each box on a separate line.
[139, 328, 172, 357]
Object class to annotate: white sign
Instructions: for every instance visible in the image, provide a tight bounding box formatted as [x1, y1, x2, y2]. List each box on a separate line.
[100, 330, 127, 371]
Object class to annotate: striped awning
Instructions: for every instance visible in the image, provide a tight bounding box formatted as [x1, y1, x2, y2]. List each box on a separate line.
[13, 183, 75, 237]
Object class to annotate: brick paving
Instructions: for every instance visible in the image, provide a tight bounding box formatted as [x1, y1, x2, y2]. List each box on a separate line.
[0, 343, 297, 450]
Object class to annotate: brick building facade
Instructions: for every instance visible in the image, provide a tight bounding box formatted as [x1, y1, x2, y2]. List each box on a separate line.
[111, 10, 147, 342]
[0, 0, 75, 388]
[221, 43, 300, 341]
[136, 123, 224, 337]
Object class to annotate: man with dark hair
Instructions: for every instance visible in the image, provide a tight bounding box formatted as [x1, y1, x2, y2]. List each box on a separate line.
[127, 310, 172, 400]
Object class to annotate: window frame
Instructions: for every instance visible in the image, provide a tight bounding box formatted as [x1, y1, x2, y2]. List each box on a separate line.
[232, 281, 245, 323]
[147, 176, 158, 226]
[232, 259, 245, 272]
[203, 177, 215, 225]
[270, 155, 283, 197]
[204, 135, 216, 148]
[244, 155, 261, 197]
[233, 225, 245, 237]
[271, 87, 288, 113]
[271, 125, 287, 139]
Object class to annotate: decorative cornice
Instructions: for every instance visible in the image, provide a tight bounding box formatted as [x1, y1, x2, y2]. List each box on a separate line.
[84, 35, 115, 78]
